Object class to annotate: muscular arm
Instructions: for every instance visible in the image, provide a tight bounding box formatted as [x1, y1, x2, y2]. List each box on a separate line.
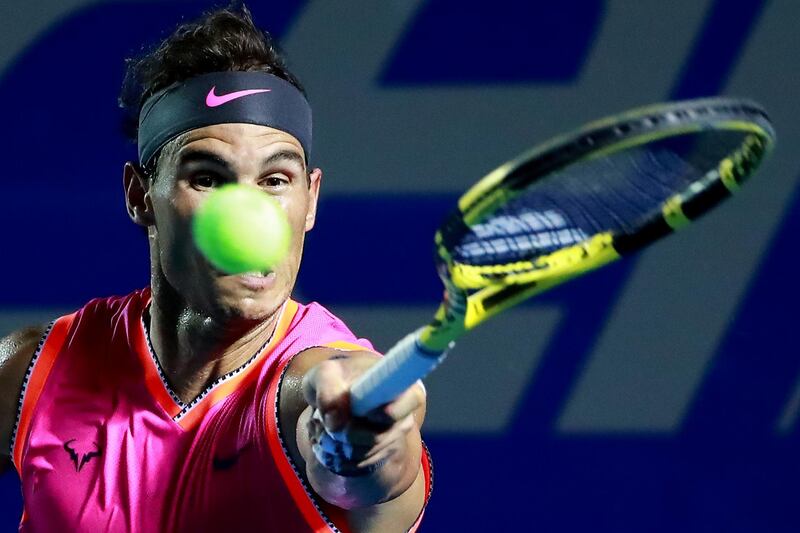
[279, 348, 426, 533]
[0, 326, 48, 469]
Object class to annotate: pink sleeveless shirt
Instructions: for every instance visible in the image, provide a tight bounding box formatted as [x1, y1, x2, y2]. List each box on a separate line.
[10, 289, 431, 532]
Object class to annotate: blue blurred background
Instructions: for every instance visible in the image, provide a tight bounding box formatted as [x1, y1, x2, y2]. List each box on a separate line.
[1, 1, 799, 531]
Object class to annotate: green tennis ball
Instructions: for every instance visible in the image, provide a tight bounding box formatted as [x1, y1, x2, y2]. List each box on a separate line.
[193, 185, 291, 274]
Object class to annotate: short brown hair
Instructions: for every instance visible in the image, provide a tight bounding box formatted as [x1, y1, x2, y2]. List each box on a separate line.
[119, 3, 304, 157]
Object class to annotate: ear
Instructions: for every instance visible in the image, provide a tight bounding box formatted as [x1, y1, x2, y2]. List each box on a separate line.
[304, 167, 323, 232]
[123, 162, 155, 227]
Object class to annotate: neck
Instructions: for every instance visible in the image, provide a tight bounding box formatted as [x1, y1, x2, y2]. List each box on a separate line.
[146, 286, 281, 405]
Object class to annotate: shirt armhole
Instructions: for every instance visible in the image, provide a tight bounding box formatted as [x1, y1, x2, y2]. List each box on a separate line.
[10, 313, 76, 474]
[265, 353, 342, 532]
[265, 343, 433, 533]
[409, 442, 434, 532]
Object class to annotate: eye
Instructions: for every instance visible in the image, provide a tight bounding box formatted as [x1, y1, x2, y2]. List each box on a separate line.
[190, 173, 220, 190]
[262, 175, 290, 189]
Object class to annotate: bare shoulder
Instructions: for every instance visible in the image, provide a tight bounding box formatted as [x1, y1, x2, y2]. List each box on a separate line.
[0, 325, 49, 461]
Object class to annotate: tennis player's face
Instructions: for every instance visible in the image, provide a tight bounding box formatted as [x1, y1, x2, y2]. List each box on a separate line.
[139, 123, 320, 322]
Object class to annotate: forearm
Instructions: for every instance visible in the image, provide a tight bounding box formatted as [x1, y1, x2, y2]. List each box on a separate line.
[296, 406, 422, 509]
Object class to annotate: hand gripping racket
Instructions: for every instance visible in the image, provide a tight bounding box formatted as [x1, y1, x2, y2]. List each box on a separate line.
[350, 97, 775, 416]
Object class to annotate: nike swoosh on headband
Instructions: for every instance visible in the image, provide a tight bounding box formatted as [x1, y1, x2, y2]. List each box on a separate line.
[205, 86, 271, 107]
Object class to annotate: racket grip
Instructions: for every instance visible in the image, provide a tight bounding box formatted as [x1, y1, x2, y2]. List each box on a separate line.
[350, 330, 449, 416]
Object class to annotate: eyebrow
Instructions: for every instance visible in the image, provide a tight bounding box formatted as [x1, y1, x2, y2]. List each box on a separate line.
[262, 150, 305, 171]
[177, 149, 232, 171]
[176, 149, 305, 172]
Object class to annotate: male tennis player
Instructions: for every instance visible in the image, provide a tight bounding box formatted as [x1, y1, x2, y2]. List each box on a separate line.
[0, 5, 430, 532]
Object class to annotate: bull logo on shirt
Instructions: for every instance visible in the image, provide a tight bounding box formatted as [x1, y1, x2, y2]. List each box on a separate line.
[63, 439, 102, 472]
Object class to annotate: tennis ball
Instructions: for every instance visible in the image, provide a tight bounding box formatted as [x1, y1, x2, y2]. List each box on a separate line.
[193, 185, 291, 274]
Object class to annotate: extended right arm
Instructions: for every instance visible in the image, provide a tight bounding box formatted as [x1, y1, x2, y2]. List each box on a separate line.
[0, 326, 48, 472]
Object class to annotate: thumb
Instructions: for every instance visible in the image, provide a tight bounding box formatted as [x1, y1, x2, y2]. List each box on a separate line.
[302, 360, 350, 431]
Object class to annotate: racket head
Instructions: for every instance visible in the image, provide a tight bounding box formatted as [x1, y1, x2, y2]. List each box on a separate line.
[421, 97, 775, 350]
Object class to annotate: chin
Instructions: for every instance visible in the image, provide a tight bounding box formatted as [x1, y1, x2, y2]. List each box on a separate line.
[211, 278, 289, 323]
[226, 296, 283, 323]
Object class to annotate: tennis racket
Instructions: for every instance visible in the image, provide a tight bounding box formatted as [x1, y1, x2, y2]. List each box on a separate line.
[349, 97, 775, 416]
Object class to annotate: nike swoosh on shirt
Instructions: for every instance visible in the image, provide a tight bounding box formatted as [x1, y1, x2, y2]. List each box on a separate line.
[212, 454, 241, 471]
[212, 443, 252, 471]
[205, 86, 271, 107]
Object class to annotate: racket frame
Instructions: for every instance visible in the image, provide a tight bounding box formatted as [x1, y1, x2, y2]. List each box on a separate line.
[350, 97, 775, 416]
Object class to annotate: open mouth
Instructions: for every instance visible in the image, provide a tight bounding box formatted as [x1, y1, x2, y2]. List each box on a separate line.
[233, 270, 272, 277]
[208, 265, 277, 291]
[208, 264, 273, 276]
[230, 271, 277, 291]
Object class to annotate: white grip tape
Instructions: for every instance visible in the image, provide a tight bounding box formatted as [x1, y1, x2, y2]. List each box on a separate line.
[350, 330, 447, 416]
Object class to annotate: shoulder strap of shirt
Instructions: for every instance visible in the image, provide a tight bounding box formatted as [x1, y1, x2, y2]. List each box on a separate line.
[11, 312, 77, 473]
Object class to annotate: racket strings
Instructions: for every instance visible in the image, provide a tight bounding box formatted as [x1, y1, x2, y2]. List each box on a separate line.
[451, 130, 747, 267]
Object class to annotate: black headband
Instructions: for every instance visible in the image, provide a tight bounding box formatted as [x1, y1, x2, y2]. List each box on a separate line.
[138, 71, 312, 166]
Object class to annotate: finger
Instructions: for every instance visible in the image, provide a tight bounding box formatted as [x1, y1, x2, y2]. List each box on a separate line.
[302, 358, 350, 408]
[312, 414, 417, 476]
[366, 382, 425, 426]
[301, 364, 322, 408]
[316, 430, 378, 462]
[320, 422, 380, 447]
[320, 406, 418, 448]
[313, 410, 416, 467]
[306, 409, 325, 445]
[313, 428, 397, 474]
[352, 414, 416, 467]
[309, 361, 350, 431]
[312, 442, 389, 477]
[355, 443, 399, 470]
